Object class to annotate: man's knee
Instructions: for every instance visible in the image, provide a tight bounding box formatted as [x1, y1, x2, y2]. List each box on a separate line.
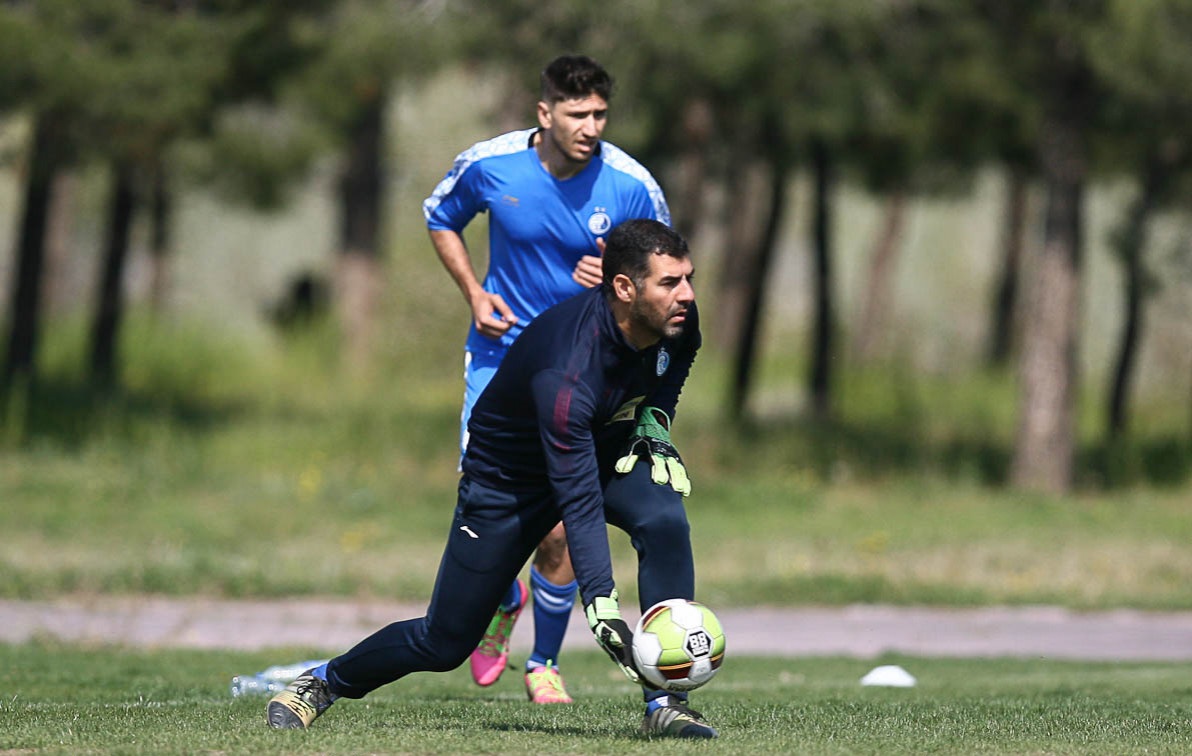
[605, 465, 688, 533]
[630, 502, 690, 550]
[420, 634, 477, 672]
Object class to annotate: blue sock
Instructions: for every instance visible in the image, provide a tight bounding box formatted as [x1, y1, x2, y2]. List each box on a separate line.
[499, 578, 524, 613]
[309, 662, 339, 702]
[525, 565, 576, 671]
[645, 690, 687, 713]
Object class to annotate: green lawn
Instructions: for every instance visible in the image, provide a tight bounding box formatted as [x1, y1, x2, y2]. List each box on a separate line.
[2, 319, 1192, 610]
[4, 643, 1191, 754]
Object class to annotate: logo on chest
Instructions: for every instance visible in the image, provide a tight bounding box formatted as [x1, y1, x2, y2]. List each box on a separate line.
[656, 348, 670, 376]
[588, 208, 612, 235]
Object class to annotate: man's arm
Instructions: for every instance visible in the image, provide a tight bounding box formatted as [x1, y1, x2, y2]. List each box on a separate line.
[530, 369, 614, 602]
[428, 228, 518, 339]
[531, 368, 641, 683]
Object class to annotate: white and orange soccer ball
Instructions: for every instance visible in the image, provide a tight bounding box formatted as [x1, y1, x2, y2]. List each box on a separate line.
[631, 599, 726, 692]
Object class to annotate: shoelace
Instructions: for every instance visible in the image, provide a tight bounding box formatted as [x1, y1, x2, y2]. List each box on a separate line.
[292, 677, 328, 703]
[657, 701, 705, 722]
[527, 664, 565, 693]
[477, 611, 516, 655]
[526, 664, 571, 702]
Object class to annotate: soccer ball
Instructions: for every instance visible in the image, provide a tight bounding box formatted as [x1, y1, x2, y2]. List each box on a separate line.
[632, 599, 726, 692]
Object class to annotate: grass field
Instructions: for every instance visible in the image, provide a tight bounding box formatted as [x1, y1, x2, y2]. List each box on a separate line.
[4, 643, 1191, 754]
[4, 65, 1192, 754]
[2, 314, 1192, 610]
[4, 337, 1190, 755]
[2, 65, 1191, 611]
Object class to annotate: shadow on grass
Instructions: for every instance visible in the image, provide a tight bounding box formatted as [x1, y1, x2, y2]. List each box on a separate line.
[0, 376, 243, 450]
[4, 372, 1188, 492]
[0, 374, 458, 462]
[727, 414, 1191, 491]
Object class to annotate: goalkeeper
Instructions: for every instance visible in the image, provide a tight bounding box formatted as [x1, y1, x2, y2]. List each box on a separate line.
[266, 219, 716, 739]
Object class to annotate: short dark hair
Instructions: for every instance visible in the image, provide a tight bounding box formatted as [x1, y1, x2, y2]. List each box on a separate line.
[540, 55, 613, 104]
[602, 219, 689, 290]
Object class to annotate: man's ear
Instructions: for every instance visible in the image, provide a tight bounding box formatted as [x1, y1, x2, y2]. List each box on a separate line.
[612, 273, 636, 303]
[536, 101, 551, 130]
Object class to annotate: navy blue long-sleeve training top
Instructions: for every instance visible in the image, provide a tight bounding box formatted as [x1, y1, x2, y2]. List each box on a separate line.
[462, 284, 700, 605]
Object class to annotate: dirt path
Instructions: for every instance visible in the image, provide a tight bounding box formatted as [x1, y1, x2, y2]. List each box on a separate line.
[5, 597, 1192, 661]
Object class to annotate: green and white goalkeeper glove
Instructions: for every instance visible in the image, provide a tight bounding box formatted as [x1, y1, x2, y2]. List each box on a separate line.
[585, 590, 641, 684]
[614, 406, 691, 496]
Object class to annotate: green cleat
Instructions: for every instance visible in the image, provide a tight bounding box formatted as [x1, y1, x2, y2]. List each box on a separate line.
[266, 671, 334, 730]
[470, 579, 528, 687]
[524, 662, 573, 704]
[640, 701, 718, 739]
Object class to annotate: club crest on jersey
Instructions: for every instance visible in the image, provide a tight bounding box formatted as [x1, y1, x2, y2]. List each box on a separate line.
[656, 349, 670, 376]
[588, 209, 612, 235]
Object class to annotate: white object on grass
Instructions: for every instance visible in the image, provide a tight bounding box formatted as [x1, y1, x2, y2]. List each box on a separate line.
[860, 664, 917, 687]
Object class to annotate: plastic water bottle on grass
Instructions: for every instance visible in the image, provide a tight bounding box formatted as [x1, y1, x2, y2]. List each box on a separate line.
[229, 674, 284, 697]
[230, 659, 328, 697]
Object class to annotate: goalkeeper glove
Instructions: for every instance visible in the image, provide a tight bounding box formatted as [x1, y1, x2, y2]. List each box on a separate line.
[585, 589, 641, 684]
[614, 406, 692, 496]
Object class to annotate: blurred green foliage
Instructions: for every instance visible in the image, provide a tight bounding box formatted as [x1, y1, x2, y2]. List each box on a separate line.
[2, 1, 1191, 415]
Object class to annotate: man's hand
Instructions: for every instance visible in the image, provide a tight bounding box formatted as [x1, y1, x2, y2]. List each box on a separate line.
[585, 590, 641, 684]
[572, 237, 605, 288]
[614, 407, 691, 496]
[469, 291, 518, 338]
[571, 254, 603, 288]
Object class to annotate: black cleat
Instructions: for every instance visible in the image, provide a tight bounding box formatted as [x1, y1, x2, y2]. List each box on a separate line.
[640, 701, 718, 739]
[266, 671, 333, 730]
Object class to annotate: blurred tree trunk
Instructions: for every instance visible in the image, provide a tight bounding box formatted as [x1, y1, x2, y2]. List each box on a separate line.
[852, 188, 907, 364]
[336, 89, 386, 372]
[1011, 109, 1087, 493]
[986, 166, 1028, 368]
[808, 138, 836, 420]
[148, 160, 173, 315]
[728, 155, 791, 421]
[3, 117, 61, 395]
[495, 67, 536, 134]
[90, 162, 137, 390]
[713, 155, 768, 353]
[1106, 153, 1167, 442]
[670, 98, 714, 241]
[43, 171, 79, 317]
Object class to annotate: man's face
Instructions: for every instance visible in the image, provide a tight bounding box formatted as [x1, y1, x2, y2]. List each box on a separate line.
[628, 253, 696, 344]
[538, 94, 608, 165]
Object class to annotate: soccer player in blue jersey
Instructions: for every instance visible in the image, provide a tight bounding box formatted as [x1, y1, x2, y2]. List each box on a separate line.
[267, 219, 717, 739]
[422, 54, 670, 703]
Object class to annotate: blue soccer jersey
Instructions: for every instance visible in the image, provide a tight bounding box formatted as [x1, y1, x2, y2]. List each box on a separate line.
[423, 128, 670, 356]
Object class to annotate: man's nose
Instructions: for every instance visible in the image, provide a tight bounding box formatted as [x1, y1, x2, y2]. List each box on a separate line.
[677, 279, 695, 303]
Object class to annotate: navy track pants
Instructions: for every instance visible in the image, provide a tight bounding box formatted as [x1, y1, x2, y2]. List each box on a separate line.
[325, 463, 694, 699]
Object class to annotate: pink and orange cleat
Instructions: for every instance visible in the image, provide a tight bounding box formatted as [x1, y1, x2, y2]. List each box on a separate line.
[469, 579, 528, 687]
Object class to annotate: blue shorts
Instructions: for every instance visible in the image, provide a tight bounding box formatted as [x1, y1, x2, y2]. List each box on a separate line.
[459, 349, 504, 462]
